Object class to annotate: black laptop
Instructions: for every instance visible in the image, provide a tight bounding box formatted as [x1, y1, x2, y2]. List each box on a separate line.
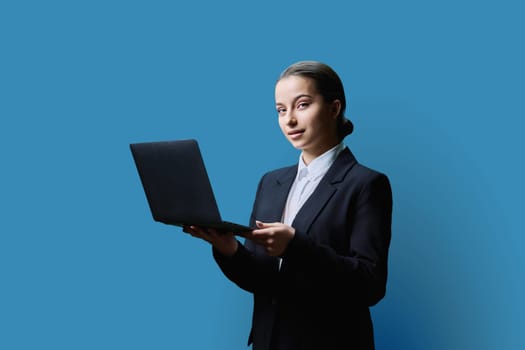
[130, 139, 253, 234]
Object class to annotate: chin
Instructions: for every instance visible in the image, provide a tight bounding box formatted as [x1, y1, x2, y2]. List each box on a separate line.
[288, 140, 305, 150]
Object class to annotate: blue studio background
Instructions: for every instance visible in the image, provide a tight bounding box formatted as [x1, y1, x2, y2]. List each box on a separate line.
[1, 1, 524, 349]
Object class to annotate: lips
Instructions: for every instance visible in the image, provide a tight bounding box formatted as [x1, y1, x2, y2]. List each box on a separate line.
[288, 129, 305, 139]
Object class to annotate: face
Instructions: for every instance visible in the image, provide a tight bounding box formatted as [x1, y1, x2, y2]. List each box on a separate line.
[275, 75, 340, 161]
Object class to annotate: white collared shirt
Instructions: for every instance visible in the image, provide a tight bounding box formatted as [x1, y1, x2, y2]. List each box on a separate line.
[282, 142, 345, 226]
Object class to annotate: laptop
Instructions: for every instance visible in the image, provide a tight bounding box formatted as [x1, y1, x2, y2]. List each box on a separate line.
[129, 139, 253, 234]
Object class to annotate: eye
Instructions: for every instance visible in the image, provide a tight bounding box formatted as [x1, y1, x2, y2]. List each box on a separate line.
[297, 102, 309, 110]
[276, 106, 286, 115]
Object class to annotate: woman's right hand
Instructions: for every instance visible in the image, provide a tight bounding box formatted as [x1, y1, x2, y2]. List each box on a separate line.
[182, 225, 238, 256]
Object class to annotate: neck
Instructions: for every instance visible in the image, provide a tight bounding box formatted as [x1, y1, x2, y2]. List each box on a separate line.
[301, 141, 340, 165]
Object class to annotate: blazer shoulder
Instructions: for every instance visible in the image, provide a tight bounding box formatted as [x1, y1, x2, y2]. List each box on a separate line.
[259, 164, 296, 183]
[352, 162, 389, 179]
[349, 163, 393, 211]
[349, 162, 391, 189]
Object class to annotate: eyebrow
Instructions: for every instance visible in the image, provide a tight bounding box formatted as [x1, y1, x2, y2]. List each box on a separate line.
[276, 94, 313, 106]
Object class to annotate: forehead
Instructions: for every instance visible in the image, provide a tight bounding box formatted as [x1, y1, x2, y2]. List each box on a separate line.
[275, 76, 318, 102]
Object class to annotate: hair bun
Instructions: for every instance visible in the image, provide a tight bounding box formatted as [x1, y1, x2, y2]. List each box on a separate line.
[341, 117, 354, 138]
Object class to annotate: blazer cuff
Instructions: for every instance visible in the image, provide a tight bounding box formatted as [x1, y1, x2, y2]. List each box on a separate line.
[212, 240, 250, 266]
[282, 230, 312, 262]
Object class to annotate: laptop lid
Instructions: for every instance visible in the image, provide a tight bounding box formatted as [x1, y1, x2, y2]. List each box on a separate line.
[130, 139, 252, 233]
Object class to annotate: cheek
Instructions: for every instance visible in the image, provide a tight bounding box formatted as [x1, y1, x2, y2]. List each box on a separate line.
[314, 108, 335, 128]
[306, 110, 326, 128]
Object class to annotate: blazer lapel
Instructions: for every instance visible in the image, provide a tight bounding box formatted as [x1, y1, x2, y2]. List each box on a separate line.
[291, 148, 357, 234]
[261, 166, 296, 223]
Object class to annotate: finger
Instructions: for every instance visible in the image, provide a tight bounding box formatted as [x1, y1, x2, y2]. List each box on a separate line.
[189, 225, 209, 235]
[238, 231, 254, 240]
[249, 232, 272, 246]
[241, 233, 266, 246]
[186, 226, 216, 242]
[255, 220, 281, 228]
[251, 228, 276, 236]
[183, 226, 201, 236]
[203, 227, 221, 238]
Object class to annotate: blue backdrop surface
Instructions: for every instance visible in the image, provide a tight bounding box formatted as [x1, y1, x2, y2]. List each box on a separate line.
[1, 1, 524, 349]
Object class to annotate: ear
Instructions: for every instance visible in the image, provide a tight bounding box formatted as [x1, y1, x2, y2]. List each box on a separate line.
[331, 99, 342, 120]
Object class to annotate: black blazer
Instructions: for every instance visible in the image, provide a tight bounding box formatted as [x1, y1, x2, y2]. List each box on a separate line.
[214, 148, 393, 350]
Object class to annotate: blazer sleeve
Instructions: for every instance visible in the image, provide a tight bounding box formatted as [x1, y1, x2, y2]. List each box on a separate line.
[212, 174, 281, 295]
[282, 172, 393, 306]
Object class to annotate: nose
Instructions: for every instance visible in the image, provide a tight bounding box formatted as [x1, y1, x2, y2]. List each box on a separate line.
[286, 112, 297, 127]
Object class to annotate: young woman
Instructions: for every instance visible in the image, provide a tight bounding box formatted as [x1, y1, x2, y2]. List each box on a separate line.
[184, 61, 393, 350]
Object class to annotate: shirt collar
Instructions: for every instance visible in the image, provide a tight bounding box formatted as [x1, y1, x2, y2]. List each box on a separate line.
[297, 142, 345, 181]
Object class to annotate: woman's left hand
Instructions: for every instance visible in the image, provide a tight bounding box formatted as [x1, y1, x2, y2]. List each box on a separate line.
[182, 225, 238, 256]
[244, 221, 295, 257]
